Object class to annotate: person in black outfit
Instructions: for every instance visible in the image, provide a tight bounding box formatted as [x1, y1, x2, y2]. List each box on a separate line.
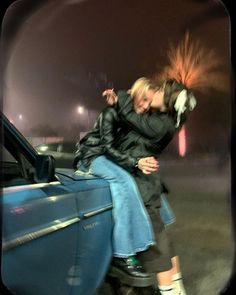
[74, 77, 196, 295]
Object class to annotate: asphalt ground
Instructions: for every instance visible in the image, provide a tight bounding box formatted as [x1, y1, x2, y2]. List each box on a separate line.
[99, 154, 233, 295]
[159, 154, 233, 295]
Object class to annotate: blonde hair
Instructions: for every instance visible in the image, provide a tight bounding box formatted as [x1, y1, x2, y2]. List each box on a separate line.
[128, 77, 158, 99]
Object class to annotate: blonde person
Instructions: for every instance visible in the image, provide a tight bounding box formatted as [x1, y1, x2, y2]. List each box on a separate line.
[74, 76, 196, 294]
[75, 33, 222, 294]
[102, 78, 195, 295]
[74, 78, 160, 286]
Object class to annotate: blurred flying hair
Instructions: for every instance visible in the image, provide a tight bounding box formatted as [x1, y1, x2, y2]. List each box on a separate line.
[154, 32, 227, 93]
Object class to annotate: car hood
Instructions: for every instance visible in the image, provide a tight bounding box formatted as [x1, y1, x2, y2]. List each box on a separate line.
[55, 168, 109, 188]
[55, 168, 97, 180]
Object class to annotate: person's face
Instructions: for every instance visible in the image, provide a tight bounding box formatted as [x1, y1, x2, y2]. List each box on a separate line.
[133, 89, 155, 113]
[150, 89, 166, 111]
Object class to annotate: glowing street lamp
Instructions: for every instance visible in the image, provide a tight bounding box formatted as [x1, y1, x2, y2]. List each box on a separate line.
[16, 114, 25, 131]
[77, 106, 84, 114]
[76, 105, 90, 131]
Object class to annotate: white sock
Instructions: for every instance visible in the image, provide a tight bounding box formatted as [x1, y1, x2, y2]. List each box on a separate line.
[158, 284, 174, 295]
[172, 273, 187, 295]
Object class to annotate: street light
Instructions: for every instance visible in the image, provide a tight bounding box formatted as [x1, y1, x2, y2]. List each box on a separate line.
[77, 106, 84, 114]
[16, 114, 25, 131]
[76, 105, 90, 132]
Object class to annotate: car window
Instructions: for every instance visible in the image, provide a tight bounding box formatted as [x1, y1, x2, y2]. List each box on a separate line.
[36, 143, 58, 153]
[62, 143, 76, 153]
[1, 144, 17, 163]
[1, 144, 34, 187]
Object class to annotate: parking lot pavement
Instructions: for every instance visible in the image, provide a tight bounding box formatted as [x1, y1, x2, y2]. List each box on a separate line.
[160, 155, 233, 295]
[98, 155, 233, 295]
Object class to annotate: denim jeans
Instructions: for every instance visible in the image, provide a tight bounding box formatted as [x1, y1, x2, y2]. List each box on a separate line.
[160, 194, 176, 225]
[76, 155, 155, 257]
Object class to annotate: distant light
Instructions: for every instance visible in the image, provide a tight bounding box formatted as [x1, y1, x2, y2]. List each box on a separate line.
[39, 146, 49, 152]
[18, 114, 23, 120]
[178, 125, 186, 157]
[77, 106, 84, 114]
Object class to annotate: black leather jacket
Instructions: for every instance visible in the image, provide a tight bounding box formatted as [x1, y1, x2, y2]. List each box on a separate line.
[114, 91, 176, 159]
[74, 91, 176, 206]
[73, 106, 138, 172]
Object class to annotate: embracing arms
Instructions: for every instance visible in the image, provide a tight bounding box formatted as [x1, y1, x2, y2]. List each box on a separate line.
[100, 108, 158, 174]
[102, 89, 175, 141]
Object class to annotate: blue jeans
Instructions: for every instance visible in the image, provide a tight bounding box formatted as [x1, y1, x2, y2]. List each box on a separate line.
[76, 155, 155, 257]
[160, 194, 176, 225]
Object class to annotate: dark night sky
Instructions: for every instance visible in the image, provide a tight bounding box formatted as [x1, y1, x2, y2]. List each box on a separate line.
[1, 0, 232, 152]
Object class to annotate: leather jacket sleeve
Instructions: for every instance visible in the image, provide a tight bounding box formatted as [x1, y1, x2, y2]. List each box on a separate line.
[116, 91, 176, 140]
[101, 107, 137, 172]
[115, 90, 133, 114]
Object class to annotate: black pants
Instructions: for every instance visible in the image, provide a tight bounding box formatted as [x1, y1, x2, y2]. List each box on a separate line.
[137, 206, 176, 273]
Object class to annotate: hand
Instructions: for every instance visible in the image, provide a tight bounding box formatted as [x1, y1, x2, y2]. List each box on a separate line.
[137, 157, 159, 174]
[102, 89, 118, 105]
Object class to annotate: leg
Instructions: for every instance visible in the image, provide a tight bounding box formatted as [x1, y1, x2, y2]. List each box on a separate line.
[158, 256, 186, 295]
[137, 207, 184, 295]
[157, 270, 173, 286]
[90, 156, 155, 285]
[171, 256, 181, 277]
[171, 256, 187, 295]
[90, 155, 155, 257]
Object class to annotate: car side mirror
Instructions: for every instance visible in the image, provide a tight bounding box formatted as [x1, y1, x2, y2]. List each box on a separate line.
[34, 154, 55, 183]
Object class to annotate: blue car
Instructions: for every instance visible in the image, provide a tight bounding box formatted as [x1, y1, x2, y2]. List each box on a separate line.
[1, 113, 114, 295]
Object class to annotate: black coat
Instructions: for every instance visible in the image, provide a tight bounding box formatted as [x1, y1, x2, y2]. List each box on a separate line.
[73, 106, 138, 171]
[74, 91, 176, 206]
[113, 91, 176, 206]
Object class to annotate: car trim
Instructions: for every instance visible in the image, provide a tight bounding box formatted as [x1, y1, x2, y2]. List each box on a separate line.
[2, 217, 80, 252]
[2, 181, 61, 194]
[83, 204, 113, 218]
[3, 203, 114, 252]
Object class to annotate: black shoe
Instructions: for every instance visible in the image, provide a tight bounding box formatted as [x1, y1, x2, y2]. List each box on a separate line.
[108, 257, 154, 287]
[112, 257, 149, 278]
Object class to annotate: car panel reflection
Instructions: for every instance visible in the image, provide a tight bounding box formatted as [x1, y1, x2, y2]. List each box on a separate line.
[1, 113, 114, 295]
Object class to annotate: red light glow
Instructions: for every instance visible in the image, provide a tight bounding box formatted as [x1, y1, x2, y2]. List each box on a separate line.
[178, 125, 186, 157]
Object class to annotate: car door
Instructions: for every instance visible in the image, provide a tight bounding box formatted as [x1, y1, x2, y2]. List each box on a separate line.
[1, 114, 113, 295]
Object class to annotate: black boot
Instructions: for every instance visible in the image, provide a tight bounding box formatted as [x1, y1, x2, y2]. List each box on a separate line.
[108, 256, 154, 287]
[112, 257, 149, 278]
